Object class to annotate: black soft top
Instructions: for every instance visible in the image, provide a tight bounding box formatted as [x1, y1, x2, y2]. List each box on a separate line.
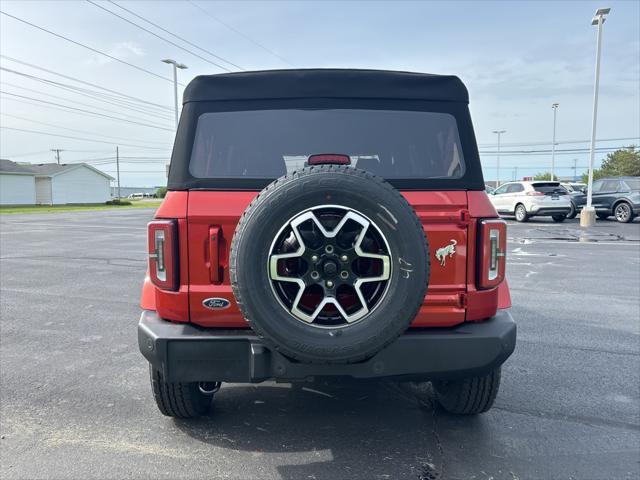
[183, 69, 469, 104]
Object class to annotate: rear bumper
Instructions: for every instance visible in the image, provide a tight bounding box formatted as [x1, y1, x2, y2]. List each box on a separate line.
[138, 310, 517, 383]
[529, 206, 571, 216]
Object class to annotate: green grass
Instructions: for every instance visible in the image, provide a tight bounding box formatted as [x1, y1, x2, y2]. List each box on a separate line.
[0, 200, 162, 214]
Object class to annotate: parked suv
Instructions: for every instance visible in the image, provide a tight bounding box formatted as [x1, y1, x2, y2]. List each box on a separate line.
[587, 177, 640, 223]
[561, 182, 587, 219]
[138, 69, 516, 418]
[489, 181, 572, 222]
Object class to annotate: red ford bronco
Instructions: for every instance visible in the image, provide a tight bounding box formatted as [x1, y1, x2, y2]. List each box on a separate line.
[139, 69, 516, 418]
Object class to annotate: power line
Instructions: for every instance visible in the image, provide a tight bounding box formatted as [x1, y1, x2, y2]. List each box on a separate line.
[86, 0, 234, 72]
[187, 0, 294, 67]
[1, 113, 172, 149]
[105, 0, 244, 70]
[478, 136, 639, 148]
[0, 56, 173, 111]
[0, 150, 52, 158]
[1, 126, 174, 150]
[479, 147, 627, 156]
[1, 68, 174, 118]
[1, 91, 175, 131]
[0, 10, 182, 85]
[1, 81, 175, 125]
[1, 66, 172, 118]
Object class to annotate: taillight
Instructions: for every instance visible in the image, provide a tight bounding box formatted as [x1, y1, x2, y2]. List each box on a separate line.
[526, 191, 544, 196]
[148, 219, 178, 291]
[308, 154, 351, 165]
[477, 219, 506, 289]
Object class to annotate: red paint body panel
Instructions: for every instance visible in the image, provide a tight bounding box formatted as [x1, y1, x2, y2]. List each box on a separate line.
[140, 273, 156, 310]
[465, 191, 502, 321]
[145, 192, 190, 322]
[402, 191, 468, 326]
[498, 280, 512, 309]
[155, 191, 188, 219]
[141, 188, 511, 327]
[187, 191, 257, 327]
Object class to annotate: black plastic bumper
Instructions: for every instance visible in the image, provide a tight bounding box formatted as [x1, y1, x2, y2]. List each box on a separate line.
[138, 310, 516, 383]
[531, 207, 572, 216]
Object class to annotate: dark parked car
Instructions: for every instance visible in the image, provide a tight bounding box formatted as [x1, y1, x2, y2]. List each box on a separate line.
[578, 177, 640, 223]
[561, 182, 587, 219]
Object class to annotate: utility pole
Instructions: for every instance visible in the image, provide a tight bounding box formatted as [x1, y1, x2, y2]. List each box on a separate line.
[551, 103, 559, 181]
[50, 148, 63, 164]
[573, 159, 578, 180]
[581, 7, 611, 227]
[116, 146, 121, 199]
[514, 166, 518, 181]
[492, 130, 506, 187]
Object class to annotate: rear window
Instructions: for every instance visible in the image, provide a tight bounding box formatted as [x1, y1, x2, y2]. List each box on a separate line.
[623, 179, 640, 190]
[189, 109, 465, 180]
[532, 182, 566, 194]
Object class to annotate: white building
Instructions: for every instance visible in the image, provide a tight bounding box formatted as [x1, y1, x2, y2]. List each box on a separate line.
[0, 160, 114, 205]
[0, 160, 36, 205]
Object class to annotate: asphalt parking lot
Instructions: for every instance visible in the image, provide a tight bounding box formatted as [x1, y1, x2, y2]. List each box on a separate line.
[1, 209, 639, 480]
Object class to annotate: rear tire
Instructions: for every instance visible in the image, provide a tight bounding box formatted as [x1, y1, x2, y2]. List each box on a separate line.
[566, 202, 577, 219]
[434, 368, 501, 415]
[149, 366, 217, 418]
[514, 204, 529, 222]
[552, 214, 566, 223]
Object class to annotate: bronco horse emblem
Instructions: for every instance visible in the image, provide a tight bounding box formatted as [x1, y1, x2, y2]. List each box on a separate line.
[435, 239, 457, 266]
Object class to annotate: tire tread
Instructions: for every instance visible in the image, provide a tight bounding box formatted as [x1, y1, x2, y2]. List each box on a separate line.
[435, 368, 501, 415]
[149, 366, 212, 418]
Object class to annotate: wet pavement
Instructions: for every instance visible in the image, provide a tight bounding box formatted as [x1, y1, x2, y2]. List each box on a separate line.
[1, 209, 639, 479]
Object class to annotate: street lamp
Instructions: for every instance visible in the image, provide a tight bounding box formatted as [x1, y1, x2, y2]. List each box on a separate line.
[162, 59, 188, 130]
[551, 103, 559, 181]
[581, 7, 610, 227]
[493, 130, 506, 187]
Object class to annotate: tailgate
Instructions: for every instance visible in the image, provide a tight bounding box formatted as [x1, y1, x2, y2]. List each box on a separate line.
[187, 191, 468, 328]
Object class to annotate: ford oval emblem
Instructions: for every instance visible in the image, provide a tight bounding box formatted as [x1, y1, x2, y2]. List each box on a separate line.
[202, 297, 230, 310]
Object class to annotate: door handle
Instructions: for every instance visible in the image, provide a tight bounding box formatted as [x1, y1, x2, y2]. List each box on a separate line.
[209, 226, 222, 283]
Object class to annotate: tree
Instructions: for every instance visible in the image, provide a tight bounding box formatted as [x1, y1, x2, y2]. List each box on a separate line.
[582, 145, 640, 183]
[533, 172, 552, 180]
[155, 186, 167, 198]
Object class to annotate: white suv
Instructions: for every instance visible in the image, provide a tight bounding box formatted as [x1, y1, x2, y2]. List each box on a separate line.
[489, 181, 572, 222]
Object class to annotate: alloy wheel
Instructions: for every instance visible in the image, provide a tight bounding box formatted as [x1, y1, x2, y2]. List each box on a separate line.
[268, 205, 392, 328]
[615, 203, 631, 223]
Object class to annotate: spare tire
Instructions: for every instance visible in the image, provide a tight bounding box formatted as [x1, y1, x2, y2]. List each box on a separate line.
[230, 165, 429, 364]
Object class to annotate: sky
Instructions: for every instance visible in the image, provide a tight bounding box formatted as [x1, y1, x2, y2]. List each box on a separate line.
[1, 0, 639, 188]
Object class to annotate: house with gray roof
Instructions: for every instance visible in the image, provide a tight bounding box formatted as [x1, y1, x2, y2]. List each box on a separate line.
[0, 160, 114, 205]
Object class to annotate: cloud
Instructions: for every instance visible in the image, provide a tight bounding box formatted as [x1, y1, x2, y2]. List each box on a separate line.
[86, 41, 145, 66]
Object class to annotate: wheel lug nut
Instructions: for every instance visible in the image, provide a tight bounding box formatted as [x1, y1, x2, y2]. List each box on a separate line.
[340, 255, 348, 262]
[325, 245, 334, 254]
[326, 280, 334, 288]
[311, 255, 319, 263]
[340, 271, 349, 279]
[311, 271, 320, 280]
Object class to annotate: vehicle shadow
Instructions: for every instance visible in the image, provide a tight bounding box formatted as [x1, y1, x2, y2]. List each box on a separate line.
[174, 378, 490, 480]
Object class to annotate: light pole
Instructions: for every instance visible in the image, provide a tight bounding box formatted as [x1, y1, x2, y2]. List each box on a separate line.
[581, 7, 610, 227]
[162, 59, 188, 130]
[493, 130, 506, 187]
[551, 103, 559, 181]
